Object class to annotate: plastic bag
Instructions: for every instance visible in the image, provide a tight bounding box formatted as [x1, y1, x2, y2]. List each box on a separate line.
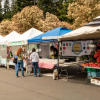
[27, 65, 33, 72]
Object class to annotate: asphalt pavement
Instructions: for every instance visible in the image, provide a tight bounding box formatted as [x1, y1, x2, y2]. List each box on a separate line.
[0, 67, 100, 100]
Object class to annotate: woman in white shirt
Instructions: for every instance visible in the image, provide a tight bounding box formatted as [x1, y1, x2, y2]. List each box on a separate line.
[30, 48, 41, 77]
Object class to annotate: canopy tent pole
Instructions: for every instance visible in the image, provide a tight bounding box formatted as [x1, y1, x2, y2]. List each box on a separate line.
[37, 44, 40, 57]
[57, 41, 60, 79]
[6, 46, 9, 69]
[26, 43, 29, 73]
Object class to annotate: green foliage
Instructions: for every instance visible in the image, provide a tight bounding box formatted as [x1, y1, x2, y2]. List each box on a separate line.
[2, 0, 11, 21]
[0, 0, 2, 21]
[2, 0, 35, 21]
[4, 0, 10, 14]
[37, 0, 57, 18]
[15, 0, 34, 12]
[37, 0, 74, 23]
[2, 18, 11, 21]
[57, 0, 74, 23]
[11, 0, 16, 15]
[2, 11, 13, 20]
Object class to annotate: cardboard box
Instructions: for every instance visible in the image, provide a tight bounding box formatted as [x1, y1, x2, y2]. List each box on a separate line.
[95, 78, 100, 86]
[91, 78, 96, 84]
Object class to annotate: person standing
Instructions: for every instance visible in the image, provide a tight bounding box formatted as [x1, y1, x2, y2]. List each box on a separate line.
[94, 46, 100, 63]
[50, 46, 58, 59]
[30, 48, 41, 77]
[14, 52, 17, 71]
[16, 48, 24, 77]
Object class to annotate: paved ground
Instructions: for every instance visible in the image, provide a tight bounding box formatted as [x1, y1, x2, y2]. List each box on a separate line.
[0, 67, 100, 100]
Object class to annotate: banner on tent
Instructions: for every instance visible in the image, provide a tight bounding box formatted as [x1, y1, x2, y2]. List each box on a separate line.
[62, 40, 93, 56]
[7, 41, 28, 46]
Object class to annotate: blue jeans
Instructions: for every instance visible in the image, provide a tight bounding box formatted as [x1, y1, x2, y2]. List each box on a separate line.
[15, 64, 17, 71]
[32, 62, 40, 76]
[16, 60, 24, 76]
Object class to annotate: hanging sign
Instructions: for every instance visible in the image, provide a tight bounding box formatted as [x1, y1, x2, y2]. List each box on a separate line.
[62, 40, 93, 56]
[8, 41, 28, 46]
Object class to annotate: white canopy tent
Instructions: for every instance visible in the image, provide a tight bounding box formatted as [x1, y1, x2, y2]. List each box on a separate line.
[0, 31, 20, 45]
[0, 35, 3, 39]
[58, 26, 100, 41]
[7, 28, 43, 46]
[93, 16, 100, 21]
[0, 31, 20, 60]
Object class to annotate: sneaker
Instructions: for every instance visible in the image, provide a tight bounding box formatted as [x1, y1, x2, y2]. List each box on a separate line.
[38, 75, 42, 77]
[34, 75, 37, 77]
[22, 76, 24, 77]
[16, 76, 18, 78]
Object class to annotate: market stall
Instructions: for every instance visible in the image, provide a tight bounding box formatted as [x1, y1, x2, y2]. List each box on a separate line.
[7, 28, 43, 46]
[57, 25, 100, 85]
[28, 27, 72, 71]
[0, 31, 21, 67]
[7, 28, 43, 71]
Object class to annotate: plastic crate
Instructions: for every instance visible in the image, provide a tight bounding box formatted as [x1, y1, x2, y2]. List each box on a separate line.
[87, 69, 98, 79]
[91, 72, 97, 77]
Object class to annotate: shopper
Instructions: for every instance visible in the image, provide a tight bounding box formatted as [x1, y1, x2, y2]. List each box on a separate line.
[94, 46, 100, 63]
[30, 48, 41, 77]
[14, 52, 17, 71]
[16, 48, 24, 77]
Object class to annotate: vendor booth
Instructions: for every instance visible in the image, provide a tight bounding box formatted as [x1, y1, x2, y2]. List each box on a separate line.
[0, 31, 21, 67]
[8, 28, 43, 46]
[7, 28, 43, 71]
[28, 27, 72, 72]
[56, 25, 100, 85]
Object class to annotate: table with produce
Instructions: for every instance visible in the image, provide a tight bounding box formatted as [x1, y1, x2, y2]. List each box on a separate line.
[80, 46, 100, 85]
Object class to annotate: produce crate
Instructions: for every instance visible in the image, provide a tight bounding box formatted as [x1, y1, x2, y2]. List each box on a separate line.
[91, 72, 97, 78]
[96, 69, 100, 77]
[87, 68, 97, 79]
[87, 68, 96, 72]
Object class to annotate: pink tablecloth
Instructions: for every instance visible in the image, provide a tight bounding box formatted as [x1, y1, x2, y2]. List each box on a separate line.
[10, 58, 56, 69]
[39, 62, 55, 69]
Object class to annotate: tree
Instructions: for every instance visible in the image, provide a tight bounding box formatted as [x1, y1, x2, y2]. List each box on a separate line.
[0, 0, 2, 21]
[15, 0, 34, 12]
[10, 0, 16, 16]
[67, 0, 100, 29]
[37, 0, 57, 18]
[57, 0, 73, 23]
[2, 0, 12, 20]
[11, 6, 71, 33]
[3, 0, 10, 14]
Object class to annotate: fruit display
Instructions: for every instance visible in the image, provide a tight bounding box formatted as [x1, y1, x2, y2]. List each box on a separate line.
[81, 62, 100, 67]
